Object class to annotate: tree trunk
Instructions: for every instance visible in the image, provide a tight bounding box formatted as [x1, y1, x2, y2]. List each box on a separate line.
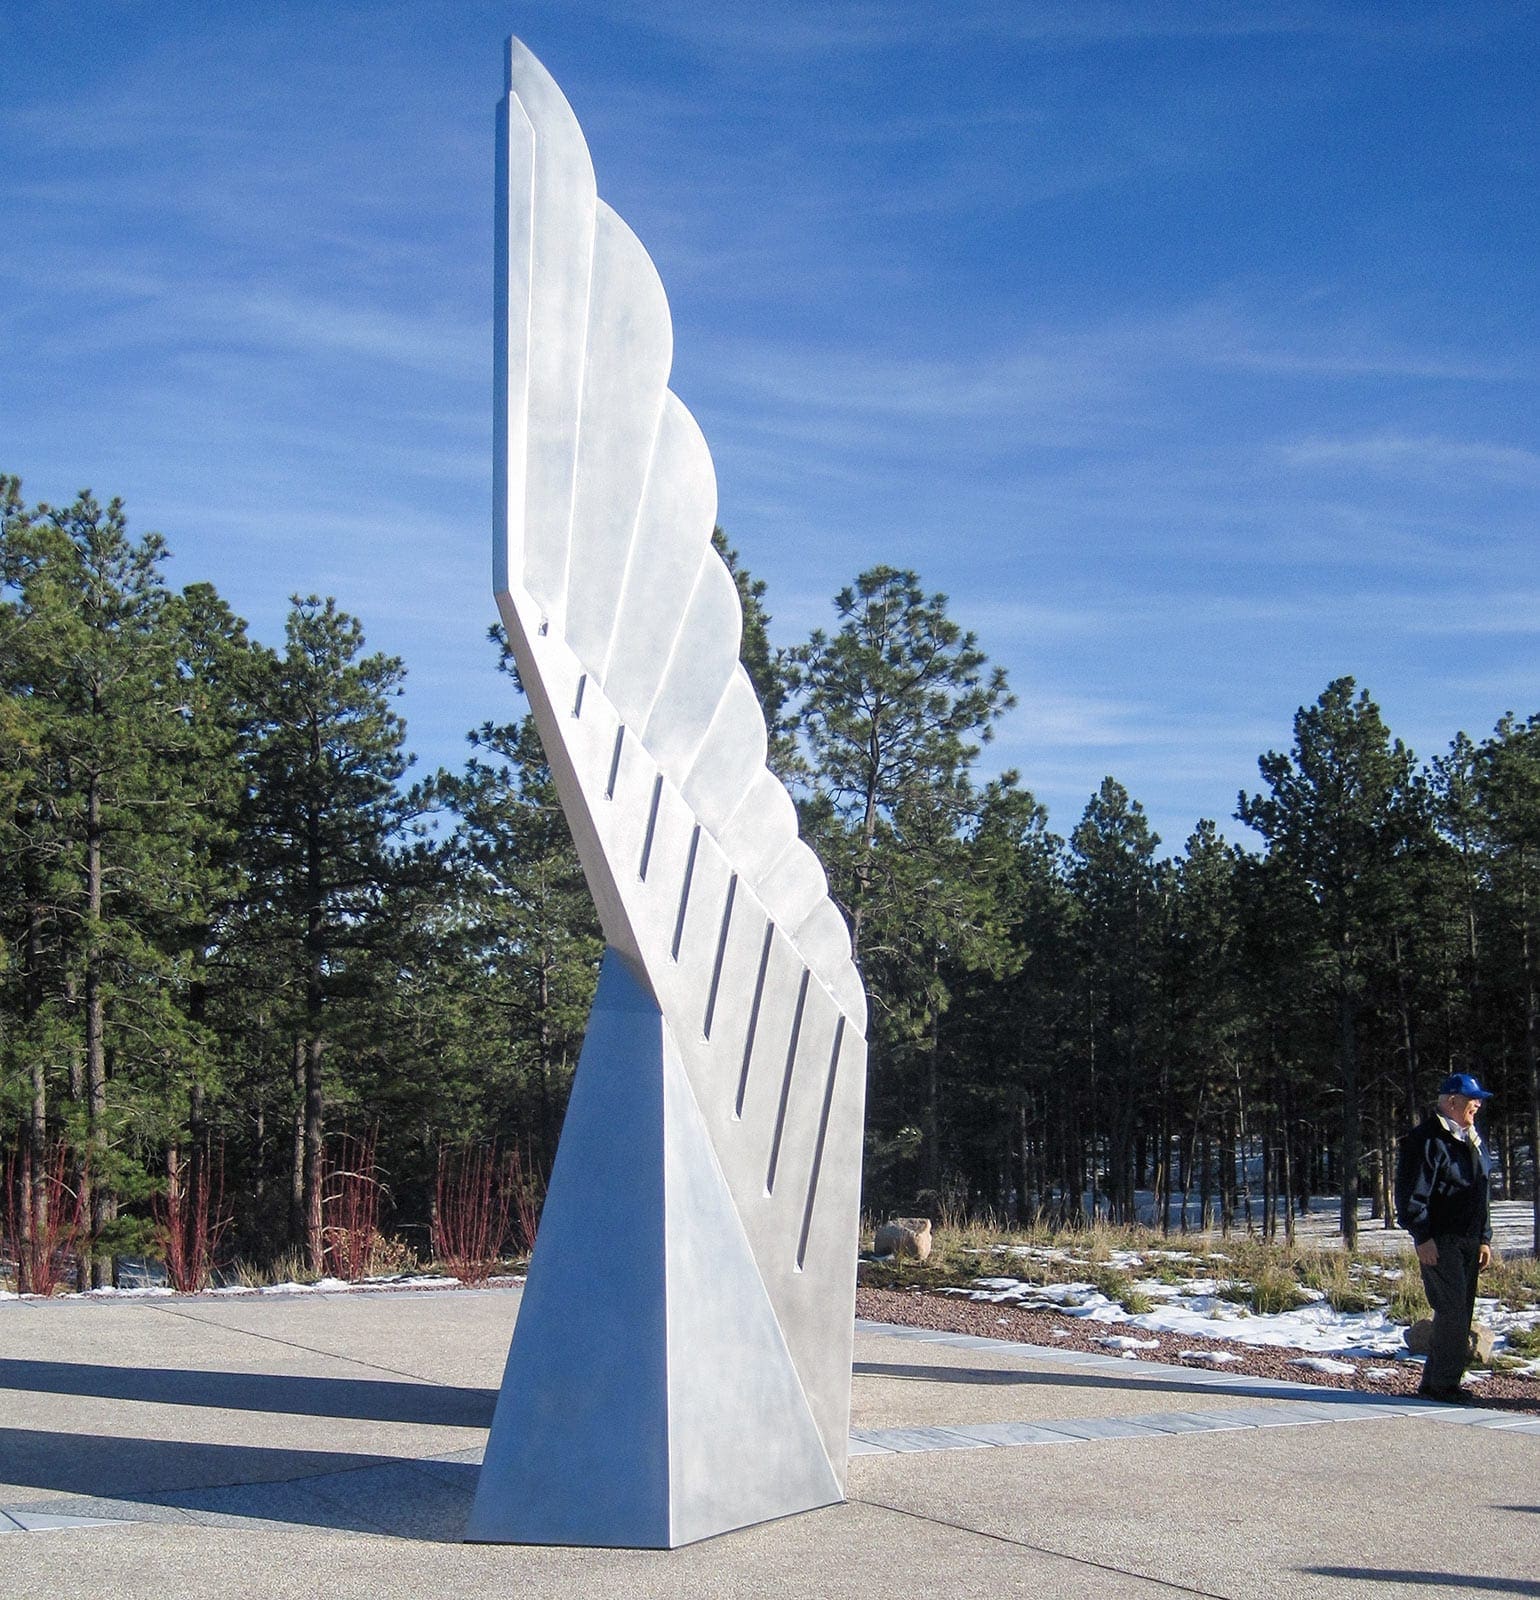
[1017, 1099, 1032, 1223]
[1524, 904, 1540, 1257]
[1393, 928, 1419, 1120]
[304, 797, 326, 1276]
[63, 974, 87, 1292]
[1086, 995, 1099, 1221]
[85, 767, 114, 1289]
[922, 951, 942, 1198]
[1378, 1097, 1396, 1227]
[290, 1036, 306, 1247]
[1233, 1062, 1254, 1232]
[1279, 1121, 1295, 1246]
[188, 1078, 206, 1228]
[187, 984, 207, 1215]
[1338, 964, 1361, 1250]
[16, 1133, 35, 1296]
[24, 905, 47, 1295]
[1157, 1068, 1172, 1235]
[536, 951, 554, 1169]
[304, 1037, 325, 1275]
[254, 1100, 266, 1218]
[1261, 1121, 1274, 1242]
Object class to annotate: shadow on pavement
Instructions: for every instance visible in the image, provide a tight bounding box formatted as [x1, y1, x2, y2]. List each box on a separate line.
[1303, 1567, 1540, 1595]
[0, 1358, 495, 1427]
[0, 1427, 481, 1541]
[853, 1360, 1415, 1408]
[0, 1425, 403, 1498]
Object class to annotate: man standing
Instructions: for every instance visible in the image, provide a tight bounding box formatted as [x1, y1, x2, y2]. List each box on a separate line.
[1394, 1073, 1495, 1403]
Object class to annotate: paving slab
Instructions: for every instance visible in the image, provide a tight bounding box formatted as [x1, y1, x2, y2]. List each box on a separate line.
[0, 1495, 1201, 1600]
[2, 1288, 1537, 1600]
[850, 1326, 1409, 1430]
[0, 1293, 497, 1504]
[849, 1416, 1540, 1600]
[142, 1288, 519, 1389]
[6, 1509, 128, 1532]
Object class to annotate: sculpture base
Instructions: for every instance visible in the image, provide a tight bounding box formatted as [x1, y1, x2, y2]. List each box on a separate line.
[465, 949, 843, 1549]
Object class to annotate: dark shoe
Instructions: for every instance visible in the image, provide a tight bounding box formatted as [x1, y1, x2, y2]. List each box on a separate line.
[1417, 1385, 1476, 1406]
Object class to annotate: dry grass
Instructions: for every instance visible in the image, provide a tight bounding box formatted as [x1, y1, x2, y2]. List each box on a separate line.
[224, 1248, 319, 1288]
[1486, 1252, 1540, 1311]
[1505, 1325, 1540, 1358]
[860, 1214, 1536, 1329]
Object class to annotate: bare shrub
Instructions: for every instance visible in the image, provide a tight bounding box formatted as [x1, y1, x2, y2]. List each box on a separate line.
[153, 1141, 234, 1293]
[368, 1233, 421, 1276]
[433, 1140, 543, 1285]
[508, 1142, 543, 1258]
[2, 1139, 88, 1296]
[321, 1128, 383, 1281]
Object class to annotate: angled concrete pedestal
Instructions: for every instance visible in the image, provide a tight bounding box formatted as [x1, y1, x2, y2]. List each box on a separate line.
[467, 953, 841, 1548]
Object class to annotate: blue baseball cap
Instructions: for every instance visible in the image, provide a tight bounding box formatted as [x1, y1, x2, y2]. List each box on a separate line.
[1438, 1073, 1494, 1100]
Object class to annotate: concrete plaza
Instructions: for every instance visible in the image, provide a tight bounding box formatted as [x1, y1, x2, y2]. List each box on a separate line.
[1, 1286, 1536, 1599]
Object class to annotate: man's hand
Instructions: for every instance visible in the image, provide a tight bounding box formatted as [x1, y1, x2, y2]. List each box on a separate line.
[1478, 1243, 1492, 1271]
[1416, 1239, 1439, 1267]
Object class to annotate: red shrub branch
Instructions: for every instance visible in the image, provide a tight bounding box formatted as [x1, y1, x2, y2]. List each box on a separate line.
[433, 1142, 528, 1286]
[507, 1140, 543, 1258]
[2, 1138, 88, 1296]
[322, 1128, 383, 1281]
[153, 1140, 234, 1293]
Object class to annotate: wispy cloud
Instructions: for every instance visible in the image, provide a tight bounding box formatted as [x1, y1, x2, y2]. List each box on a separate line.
[4, 258, 482, 381]
[1130, 301, 1520, 384]
[1280, 433, 1540, 486]
[614, 0, 1406, 60]
[686, 294, 1524, 504]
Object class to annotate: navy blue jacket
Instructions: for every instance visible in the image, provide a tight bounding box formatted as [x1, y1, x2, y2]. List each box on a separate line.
[1394, 1114, 1492, 1246]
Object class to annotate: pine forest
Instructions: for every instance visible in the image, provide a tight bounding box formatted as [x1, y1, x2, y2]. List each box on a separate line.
[3, 476, 1538, 1290]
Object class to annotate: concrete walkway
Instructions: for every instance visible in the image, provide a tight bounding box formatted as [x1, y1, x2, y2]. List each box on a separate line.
[2, 1288, 1537, 1598]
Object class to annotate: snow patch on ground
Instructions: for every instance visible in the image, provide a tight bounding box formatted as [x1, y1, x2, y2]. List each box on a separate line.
[1289, 1356, 1357, 1375]
[949, 1273, 1525, 1358]
[3, 1269, 525, 1301]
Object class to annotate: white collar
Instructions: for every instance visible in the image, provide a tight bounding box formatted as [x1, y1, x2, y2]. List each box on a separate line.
[1438, 1113, 1480, 1148]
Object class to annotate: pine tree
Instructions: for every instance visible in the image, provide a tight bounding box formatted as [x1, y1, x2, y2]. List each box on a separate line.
[791, 566, 1015, 1200]
[1238, 678, 1424, 1247]
[1476, 713, 1540, 1252]
[1069, 778, 1161, 1223]
[0, 484, 240, 1283]
[240, 596, 417, 1272]
[428, 629, 602, 1174]
[792, 566, 1013, 957]
[1163, 822, 1247, 1233]
[711, 527, 798, 780]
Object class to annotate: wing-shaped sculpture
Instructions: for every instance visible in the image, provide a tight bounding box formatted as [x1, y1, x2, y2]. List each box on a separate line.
[466, 39, 869, 1551]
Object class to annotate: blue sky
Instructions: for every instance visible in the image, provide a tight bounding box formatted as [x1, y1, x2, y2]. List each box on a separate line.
[4, 1, 1536, 852]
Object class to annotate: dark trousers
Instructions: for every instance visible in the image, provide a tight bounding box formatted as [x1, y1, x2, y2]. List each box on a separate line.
[1418, 1235, 1481, 1392]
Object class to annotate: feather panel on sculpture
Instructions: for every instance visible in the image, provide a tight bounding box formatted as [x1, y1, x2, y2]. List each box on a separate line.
[494, 39, 864, 1041]
[489, 37, 868, 1492]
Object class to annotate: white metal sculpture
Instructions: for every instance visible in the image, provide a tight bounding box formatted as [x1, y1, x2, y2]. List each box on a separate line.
[465, 39, 869, 1551]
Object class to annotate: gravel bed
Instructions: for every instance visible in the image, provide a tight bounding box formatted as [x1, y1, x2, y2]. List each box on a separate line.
[856, 1285, 1540, 1415]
